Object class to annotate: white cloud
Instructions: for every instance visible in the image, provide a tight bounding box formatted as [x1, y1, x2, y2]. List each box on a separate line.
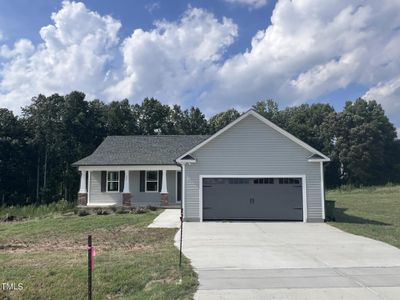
[0, 2, 237, 112]
[0, 1, 121, 113]
[200, 0, 400, 120]
[0, 0, 400, 129]
[363, 76, 400, 129]
[145, 2, 160, 14]
[105, 7, 237, 106]
[0, 39, 35, 59]
[290, 49, 366, 98]
[223, 0, 267, 9]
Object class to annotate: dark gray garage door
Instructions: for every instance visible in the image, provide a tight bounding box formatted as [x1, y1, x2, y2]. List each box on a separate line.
[203, 177, 303, 221]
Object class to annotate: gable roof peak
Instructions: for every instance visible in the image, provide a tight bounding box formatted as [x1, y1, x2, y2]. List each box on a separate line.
[177, 107, 330, 162]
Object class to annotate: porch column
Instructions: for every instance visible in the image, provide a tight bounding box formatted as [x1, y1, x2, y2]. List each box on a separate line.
[122, 170, 132, 207]
[160, 169, 168, 206]
[78, 170, 88, 206]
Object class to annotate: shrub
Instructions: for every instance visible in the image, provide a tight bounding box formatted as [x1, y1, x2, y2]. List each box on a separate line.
[77, 209, 91, 217]
[94, 208, 112, 215]
[135, 207, 149, 214]
[146, 205, 158, 211]
[115, 207, 130, 214]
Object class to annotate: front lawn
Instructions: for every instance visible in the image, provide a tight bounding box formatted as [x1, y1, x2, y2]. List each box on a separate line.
[0, 209, 197, 299]
[327, 185, 400, 249]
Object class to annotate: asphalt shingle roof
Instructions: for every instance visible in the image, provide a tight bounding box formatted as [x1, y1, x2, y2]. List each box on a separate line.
[72, 135, 210, 166]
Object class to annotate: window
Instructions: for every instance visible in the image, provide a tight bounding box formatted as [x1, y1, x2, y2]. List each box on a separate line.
[228, 178, 250, 184]
[107, 171, 119, 192]
[145, 171, 159, 192]
[278, 178, 301, 184]
[253, 178, 274, 184]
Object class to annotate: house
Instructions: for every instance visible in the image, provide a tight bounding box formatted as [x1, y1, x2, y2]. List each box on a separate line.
[73, 109, 330, 222]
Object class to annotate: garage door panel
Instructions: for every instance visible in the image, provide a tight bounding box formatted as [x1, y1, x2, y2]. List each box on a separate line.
[203, 177, 303, 221]
[203, 181, 253, 219]
[251, 183, 303, 220]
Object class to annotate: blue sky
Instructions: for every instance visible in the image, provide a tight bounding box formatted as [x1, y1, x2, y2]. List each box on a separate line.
[0, 0, 399, 132]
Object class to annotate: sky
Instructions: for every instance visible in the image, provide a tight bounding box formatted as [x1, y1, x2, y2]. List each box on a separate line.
[0, 0, 399, 134]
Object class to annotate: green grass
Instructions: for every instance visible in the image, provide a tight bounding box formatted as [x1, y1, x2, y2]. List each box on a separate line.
[327, 184, 400, 249]
[0, 200, 75, 219]
[0, 210, 197, 299]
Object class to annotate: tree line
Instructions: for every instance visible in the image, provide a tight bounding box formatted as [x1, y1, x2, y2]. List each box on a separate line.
[0, 91, 399, 205]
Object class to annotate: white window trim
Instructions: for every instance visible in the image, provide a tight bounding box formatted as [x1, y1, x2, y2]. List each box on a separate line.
[106, 171, 120, 193]
[198, 175, 308, 223]
[145, 170, 159, 193]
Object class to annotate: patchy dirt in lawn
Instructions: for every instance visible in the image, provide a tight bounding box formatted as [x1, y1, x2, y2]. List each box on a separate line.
[0, 225, 172, 253]
[0, 212, 198, 299]
[144, 278, 178, 291]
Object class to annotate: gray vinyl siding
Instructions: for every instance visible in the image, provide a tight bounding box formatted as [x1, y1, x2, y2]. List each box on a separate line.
[89, 170, 178, 206]
[184, 115, 323, 222]
[131, 170, 177, 206]
[89, 171, 122, 205]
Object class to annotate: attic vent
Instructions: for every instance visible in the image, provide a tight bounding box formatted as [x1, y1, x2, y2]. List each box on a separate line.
[181, 154, 195, 160]
[308, 153, 325, 159]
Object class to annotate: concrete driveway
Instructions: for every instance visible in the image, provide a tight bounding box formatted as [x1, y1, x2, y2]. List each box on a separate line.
[175, 222, 400, 299]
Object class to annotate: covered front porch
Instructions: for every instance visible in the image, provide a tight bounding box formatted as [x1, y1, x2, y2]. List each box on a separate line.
[77, 165, 182, 207]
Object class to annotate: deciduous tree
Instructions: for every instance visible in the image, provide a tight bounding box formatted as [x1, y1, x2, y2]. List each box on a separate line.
[334, 98, 397, 185]
[208, 108, 241, 134]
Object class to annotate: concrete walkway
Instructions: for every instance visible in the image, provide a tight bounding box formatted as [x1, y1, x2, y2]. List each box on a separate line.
[175, 222, 400, 299]
[148, 209, 180, 228]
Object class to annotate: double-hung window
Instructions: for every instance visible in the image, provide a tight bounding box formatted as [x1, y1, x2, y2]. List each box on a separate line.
[145, 171, 158, 192]
[107, 171, 119, 192]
